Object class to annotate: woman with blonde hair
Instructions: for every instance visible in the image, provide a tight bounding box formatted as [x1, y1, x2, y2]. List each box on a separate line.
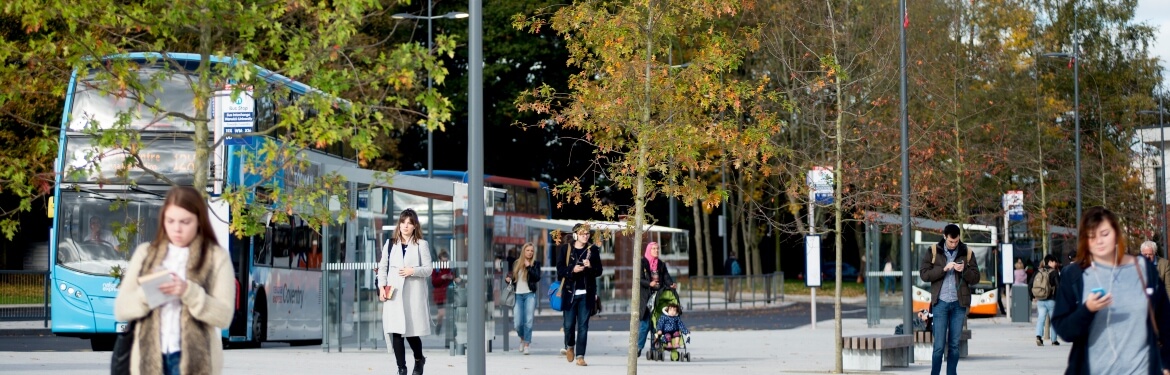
[378, 208, 433, 375]
[114, 186, 235, 375]
[1052, 206, 1170, 374]
[505, 242, 541, 354]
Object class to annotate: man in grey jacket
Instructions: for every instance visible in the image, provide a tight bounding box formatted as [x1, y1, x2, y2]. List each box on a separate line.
[1139, 241, 1170, 300]
[919, 224, 980, 375]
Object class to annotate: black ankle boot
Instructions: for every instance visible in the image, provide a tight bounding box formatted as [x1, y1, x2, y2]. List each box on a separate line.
[397, 366, 407, 375]
[412, 357, 426, 375]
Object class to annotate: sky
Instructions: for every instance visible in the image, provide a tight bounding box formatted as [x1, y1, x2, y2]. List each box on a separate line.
[1136, 0, 1170, 74]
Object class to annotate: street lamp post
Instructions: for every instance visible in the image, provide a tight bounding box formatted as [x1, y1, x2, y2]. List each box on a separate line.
[1141, 93, 1168, 259]
[467, 0, 485, 373]
[897, 0, 914, 338]
[392, 7, 468, 247]
[1042, 4, 1082, 227]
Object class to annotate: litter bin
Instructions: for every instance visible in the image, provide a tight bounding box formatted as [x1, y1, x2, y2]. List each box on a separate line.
[1010, 284, 1031, 323]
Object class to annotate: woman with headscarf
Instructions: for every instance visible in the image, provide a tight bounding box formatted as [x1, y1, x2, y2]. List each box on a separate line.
[636, 242, 675, 358]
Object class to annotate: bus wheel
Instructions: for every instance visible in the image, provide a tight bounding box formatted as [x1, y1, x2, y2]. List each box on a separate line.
[90, 335, 116, 351]
[252, 309, 267, 344]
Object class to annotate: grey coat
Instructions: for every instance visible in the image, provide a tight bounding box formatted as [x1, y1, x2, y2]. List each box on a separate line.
[378, 239, 434, 337]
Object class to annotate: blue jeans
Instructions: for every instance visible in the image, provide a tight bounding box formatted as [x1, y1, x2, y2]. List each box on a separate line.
[162, 352, 181, 375]
[883, 276, 895, 294]
[512, 292, 536, 343]
[563, 294, 591, 357]
[931, 300, 966, 375]
[637, 318, 651, 352]
[1035, 299, 1056, 341]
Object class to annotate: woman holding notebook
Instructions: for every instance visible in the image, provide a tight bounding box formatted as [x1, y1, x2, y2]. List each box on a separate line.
[113, 186, 235, 375]
[378, 208, 433, 375]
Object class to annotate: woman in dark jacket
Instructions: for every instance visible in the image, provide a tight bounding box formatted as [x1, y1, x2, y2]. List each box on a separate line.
[636, 242, 675, 357]
[1052, 206, 1170, 375]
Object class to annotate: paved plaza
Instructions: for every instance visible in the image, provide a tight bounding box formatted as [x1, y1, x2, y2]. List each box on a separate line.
[0, 312, 1072, 374]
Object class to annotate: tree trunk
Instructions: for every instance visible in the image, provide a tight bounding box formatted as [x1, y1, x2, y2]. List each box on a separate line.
[626, 6, 654, 373]
[703, 199, 715, 277]
[826, 1, 843, 371]
[692, 169, 707, 276]
[729, 172, 742, 274]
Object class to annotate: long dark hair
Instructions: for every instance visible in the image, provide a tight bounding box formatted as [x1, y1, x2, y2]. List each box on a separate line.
[151, 186, 217, 270]
[394, 208, 422, 245]
[1073, 206, 1126, 269]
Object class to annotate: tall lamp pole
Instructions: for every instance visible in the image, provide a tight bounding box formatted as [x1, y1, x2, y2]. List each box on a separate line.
[898, 0, 913, 333]
[466, 0, 485, 373]
[1042, 4, 1081, 226]
[1141, 87, 1167, 259]
[393, 6, 469, 247]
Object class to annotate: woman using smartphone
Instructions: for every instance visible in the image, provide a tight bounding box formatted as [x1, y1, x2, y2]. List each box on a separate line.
[1052, 206, 1170, 374]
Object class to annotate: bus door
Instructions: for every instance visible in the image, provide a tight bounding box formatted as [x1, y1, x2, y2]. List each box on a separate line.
[226, 233, 251, 342]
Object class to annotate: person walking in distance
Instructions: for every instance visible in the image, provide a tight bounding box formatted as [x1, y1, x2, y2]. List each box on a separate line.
[883, 257, 896, 296]
[430, 251, 456, 334]
[724, 251, 742, 303]
[919, 224, 981, 375]
[113, 186, 235, 375]
[378, 209, 433, 375]
[1032, 254, 1060, 346]
[1053, 207, 1170, 375]
[557, 223, 603, 366]
[1139, 241, 1170, 300]
[505, 242, 541, 354]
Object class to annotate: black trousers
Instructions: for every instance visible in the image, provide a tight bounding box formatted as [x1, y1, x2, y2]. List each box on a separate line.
[390, 333, 423, 368]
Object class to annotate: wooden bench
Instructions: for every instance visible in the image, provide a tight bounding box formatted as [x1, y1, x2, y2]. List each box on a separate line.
[913, 330, 972, 362]
[842, 334, 913, 371]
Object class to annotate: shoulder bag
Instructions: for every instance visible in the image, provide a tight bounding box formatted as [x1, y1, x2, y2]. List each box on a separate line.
[1134, 257, 1164, 349]
[548, 245, 572, 312]
[112, 248, 159, 375]
[503, 282, 516, 308]
[110, 322, 135, 375]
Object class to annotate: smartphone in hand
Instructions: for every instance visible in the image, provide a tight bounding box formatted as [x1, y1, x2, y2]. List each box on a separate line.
[1090, 287, 1106, 296]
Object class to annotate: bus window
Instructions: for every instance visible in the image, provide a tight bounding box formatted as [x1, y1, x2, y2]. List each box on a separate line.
[56, 192, 161, 275]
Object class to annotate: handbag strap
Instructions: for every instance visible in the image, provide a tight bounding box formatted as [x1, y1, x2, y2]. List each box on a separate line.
[1134, 257, 1162, 342]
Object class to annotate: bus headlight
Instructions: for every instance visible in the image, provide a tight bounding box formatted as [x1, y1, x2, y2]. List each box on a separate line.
[60, 283, 67, 291]
[67, 287, 76, 296]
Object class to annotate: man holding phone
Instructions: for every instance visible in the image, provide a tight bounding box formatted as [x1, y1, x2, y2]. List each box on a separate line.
[919, 224, 981, 375]
[557, 223, 603, 366]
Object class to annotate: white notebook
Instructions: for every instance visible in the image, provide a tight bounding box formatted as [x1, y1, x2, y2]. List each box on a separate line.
[139, 270, 180, 309]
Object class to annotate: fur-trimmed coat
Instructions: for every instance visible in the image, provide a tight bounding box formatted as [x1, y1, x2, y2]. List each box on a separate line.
[114, 237, 235, 375]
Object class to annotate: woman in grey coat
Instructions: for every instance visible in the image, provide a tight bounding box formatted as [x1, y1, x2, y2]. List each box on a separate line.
[379, 208, 433, 375]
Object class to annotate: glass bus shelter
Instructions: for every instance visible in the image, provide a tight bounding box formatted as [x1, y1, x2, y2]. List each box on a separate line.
[318, 166, 496, 355]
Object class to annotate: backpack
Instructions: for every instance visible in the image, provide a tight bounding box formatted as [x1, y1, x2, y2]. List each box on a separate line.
[1031, 268, 1055, 300]
[730, 260, 742, 276]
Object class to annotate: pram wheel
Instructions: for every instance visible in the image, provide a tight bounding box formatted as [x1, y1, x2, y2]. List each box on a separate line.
[684, 353, 691, 362]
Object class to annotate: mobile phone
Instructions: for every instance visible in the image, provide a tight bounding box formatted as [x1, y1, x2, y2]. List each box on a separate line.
[954, 259, 964, 265]
[1090, 287, 1106, 296]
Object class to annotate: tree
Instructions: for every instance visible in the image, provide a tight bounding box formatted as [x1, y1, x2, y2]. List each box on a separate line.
[1, 0, 455, 241]
[515, 0, 783, 371]
[0, 12, 68, 240]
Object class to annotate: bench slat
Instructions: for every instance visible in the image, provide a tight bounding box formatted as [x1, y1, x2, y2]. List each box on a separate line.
[841, 334, 913, 350]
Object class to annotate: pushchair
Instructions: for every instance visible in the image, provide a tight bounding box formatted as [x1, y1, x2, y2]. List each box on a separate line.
[645, 288, 691, 362]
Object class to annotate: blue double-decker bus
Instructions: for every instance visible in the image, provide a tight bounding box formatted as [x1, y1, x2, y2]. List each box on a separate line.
[48, 52, 357, 349]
